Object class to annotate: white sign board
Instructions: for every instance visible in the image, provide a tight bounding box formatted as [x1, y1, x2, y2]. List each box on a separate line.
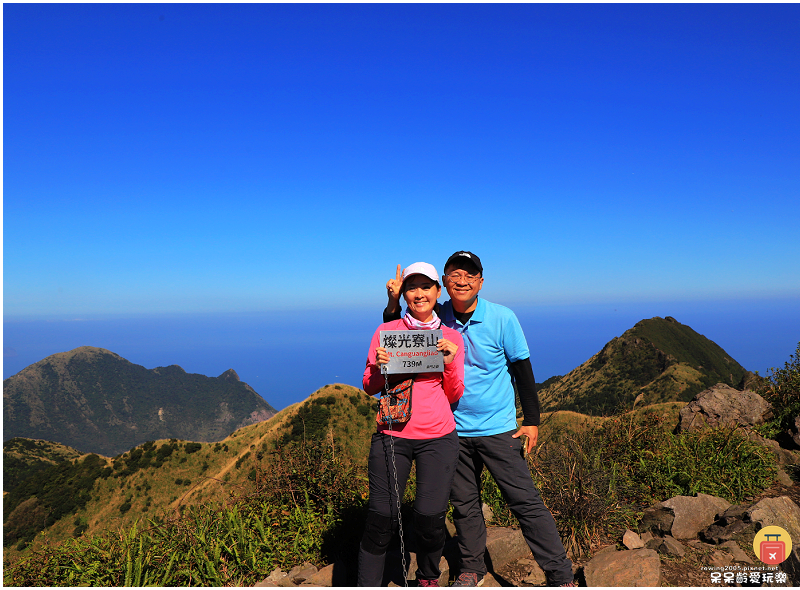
[379, 329, 444, 374]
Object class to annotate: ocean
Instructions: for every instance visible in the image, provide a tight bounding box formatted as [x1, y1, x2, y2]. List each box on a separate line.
[3, 297, 798, 411]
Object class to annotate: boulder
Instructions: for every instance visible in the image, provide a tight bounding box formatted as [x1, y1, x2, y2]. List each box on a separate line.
[583, 549, 661, 587]
[700, 504, 755, 544]
[790, 416, 800, 448]
[645, 537, 663, 551]
[300, 564, 340, 586]
[484, 527, 531, 570]
[646, 535, 686, 557]
[277, 576, 298, 588]
[642, 494, 731, 539]
[705, 550, 734, 568]
[661, 536, 686, 557]
[256, 568, 288, 587]
[747, 496, 800, 539]
[478, 572, 500, 587]
[664, 494, 731, 539]
[623, 529, 645, 549]
[265, 568, 288, 583]
[719, 541, 753, 564]
[519, 558, 546, 585]
[482, 502, 494, 524]
[638, 505, 675, 537]
[677, 384, 772, 433]
[747, 496, 800, 587]
[288, 563, 317, 584]
[747, 432, 800, 466]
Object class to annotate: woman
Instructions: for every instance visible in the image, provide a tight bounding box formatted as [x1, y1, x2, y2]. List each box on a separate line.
[359, 262, 464, 587]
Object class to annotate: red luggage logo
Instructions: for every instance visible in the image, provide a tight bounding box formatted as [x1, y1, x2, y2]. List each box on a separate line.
[753, 526, 792, 565]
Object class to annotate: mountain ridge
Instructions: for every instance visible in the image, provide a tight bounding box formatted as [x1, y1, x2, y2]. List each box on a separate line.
[537, 316, 750, 415]
[3, 346, 277, 456]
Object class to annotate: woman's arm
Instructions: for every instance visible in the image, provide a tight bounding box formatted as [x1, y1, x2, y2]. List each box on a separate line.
[440, 332, 464, 403]
[363, 328, 387, 396]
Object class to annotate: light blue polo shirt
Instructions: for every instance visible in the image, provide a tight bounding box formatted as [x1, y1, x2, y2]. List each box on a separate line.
[441, 297, 530, 437]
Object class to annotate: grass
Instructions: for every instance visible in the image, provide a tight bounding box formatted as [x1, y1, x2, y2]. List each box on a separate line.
[4, 381, 784, 585]
[480, 407, 778, 558]
[2, 384, 374, 564]
[5, 438, 369, 587]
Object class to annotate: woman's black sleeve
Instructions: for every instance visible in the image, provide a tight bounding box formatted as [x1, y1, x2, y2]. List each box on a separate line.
[383, 307, 402, 323]
[510, 357, 540, 426]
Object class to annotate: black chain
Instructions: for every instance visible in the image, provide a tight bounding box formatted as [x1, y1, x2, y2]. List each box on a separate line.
[382, 367, 408, 586]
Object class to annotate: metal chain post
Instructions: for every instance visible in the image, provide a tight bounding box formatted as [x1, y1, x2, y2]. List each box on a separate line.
[382, 367, 408, 586]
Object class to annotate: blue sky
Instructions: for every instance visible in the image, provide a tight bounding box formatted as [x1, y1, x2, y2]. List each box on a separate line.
[3, 4, 800, 407]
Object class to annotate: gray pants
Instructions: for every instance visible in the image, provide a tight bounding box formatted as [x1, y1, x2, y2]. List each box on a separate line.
[450, 430, 573, 585]
[358, 430, 459, 586]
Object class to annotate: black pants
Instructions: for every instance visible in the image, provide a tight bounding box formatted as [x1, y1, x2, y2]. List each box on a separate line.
[358, 430, 459, 586]
[450, 430, 573, 585]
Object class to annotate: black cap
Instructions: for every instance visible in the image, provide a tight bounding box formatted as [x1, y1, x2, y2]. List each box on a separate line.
[444, 251, 483, 274]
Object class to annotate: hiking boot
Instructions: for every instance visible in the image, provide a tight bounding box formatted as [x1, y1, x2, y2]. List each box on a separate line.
[560, 583, 577, 587]
[451, 572, 484, 587]
[417, 578, 439, 587]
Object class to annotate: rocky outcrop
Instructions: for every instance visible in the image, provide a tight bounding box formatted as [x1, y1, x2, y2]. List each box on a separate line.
[254, 563, 341, 587]
[676, 383, 772, 433]
[700, 504, 754, 544]
[253, 378, 797, 589]
[748, 496, 800, 585]
[640, 493, 730, 539]
[622, 529, 645, 549]
[583, 548, 661, 587]
[256, 494, 800, 587]
[646, 535, 686, 557]
[790, 416, 800, 449]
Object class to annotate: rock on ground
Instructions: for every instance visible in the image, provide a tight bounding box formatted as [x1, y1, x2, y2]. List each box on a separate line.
[641, 493, 730, 540]
[677, 383, 771, 433]
[623, 529, 645, 549]
[583, 548, 661, 587]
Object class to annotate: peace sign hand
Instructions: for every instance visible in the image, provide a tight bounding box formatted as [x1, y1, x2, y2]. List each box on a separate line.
[386, 264, 402, 304]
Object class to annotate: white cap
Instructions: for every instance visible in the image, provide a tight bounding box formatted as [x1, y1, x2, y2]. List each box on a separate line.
[402, 262, 440, 284]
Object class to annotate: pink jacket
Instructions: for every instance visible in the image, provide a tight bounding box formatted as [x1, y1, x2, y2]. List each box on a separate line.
[363, 319, 464, 439]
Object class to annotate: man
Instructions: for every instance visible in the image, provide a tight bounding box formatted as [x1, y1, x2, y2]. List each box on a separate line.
[383, 251, 574, 587]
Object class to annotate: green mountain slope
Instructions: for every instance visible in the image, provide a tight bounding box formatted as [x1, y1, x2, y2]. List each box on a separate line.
[3, 438, 84, 496]
[538, 316, 748, 415]
[3, 383, 376, 555]
[3, 347, 277, 456]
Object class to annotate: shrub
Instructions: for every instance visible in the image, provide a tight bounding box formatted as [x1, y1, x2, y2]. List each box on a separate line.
[184, 443, 202, 454]
[756, 341, 800, 440]
[3, 453, 105, 547]
[281, 401, 333, 444]
[4, 438, 371, 587]
[481, 411, 780, 557]
[235, 452, 251, 470]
